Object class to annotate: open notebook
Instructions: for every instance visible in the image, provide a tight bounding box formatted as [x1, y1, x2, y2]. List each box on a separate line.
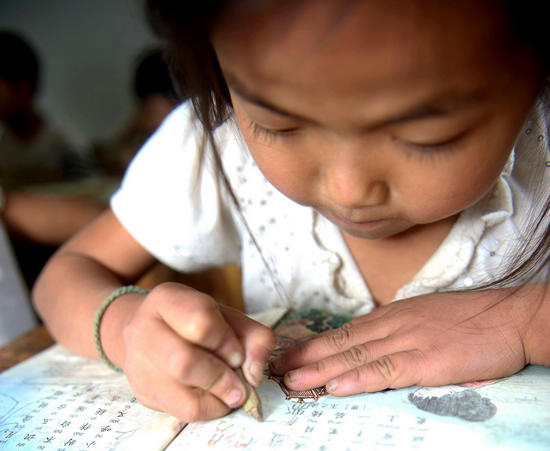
[1, 308, 549, 450]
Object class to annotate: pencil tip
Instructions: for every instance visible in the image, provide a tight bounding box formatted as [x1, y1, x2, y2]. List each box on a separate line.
[248, 405, 263, 422]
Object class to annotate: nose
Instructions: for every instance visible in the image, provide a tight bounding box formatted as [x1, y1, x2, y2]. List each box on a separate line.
[321, 148, 388, 209]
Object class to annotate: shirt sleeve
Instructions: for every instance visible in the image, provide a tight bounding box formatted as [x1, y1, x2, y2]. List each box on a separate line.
[110, 101, 242, 272]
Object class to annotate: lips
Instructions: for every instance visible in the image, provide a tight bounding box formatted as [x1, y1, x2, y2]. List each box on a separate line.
[331, 212, 386, 226]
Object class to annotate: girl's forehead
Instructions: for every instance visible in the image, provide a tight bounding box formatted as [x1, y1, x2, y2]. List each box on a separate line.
[213, 0, 524, 115]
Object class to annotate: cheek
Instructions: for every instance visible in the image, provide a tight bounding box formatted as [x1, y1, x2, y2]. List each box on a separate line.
[239, 131, 314, 205]
[403, 149, 511, 223]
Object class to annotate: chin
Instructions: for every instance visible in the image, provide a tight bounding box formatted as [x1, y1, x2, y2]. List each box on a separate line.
[342, 226, 412, 240]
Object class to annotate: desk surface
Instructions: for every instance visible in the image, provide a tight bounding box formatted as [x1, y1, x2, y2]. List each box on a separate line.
[0, 325, 54, 372]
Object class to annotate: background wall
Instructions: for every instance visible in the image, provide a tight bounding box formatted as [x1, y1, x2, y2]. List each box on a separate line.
[0, 0, 157, 144]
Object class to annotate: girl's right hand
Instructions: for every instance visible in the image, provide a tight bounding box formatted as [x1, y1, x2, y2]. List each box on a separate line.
[119, 282, 276, 422]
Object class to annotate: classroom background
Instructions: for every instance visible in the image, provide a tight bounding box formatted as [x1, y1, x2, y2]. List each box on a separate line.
[0, 0, 229, 348]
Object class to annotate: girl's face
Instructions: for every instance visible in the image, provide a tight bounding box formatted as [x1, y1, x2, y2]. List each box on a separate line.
[213, 0, 541, 240]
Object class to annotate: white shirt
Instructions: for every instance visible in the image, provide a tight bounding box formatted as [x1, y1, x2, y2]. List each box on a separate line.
[111, 89, 550, 316]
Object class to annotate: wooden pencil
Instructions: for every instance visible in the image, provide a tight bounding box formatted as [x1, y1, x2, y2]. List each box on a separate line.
[235, 368, 263, 421]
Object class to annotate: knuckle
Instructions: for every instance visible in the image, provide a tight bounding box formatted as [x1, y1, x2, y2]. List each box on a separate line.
[166, 350, 194, 380]
[177, 389, 228, 423]
[187, 318, 219, 345]
[202, 364, 229, 393]
[342, 344, 369, 368]
[184, 301, 222, 343]
[324, 322, 354, 351]
[371, 355, 396, 382]
[313, 358, 330, 374]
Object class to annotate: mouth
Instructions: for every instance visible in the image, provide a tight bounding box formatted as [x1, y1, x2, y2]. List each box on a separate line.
[330, 212, 387, 228]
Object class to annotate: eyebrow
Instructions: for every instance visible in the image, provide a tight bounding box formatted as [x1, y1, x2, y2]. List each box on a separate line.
[225, 72, 310, 122]
[224, 71, 481, 130]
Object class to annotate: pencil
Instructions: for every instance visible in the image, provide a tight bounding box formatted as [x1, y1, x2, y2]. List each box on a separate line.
[236, 368, 263, 421]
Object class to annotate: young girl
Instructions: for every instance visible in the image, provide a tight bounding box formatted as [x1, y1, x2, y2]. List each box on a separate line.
[33, 0, 549, 423]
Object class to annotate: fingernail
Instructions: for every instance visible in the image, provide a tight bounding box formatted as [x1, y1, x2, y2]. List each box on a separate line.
[228, 351, 244, 368]
[327, 379, 338, 392]
[287, 369, 300, 382]
[248, 361, 264, 386]
[226, 388, 244, 408]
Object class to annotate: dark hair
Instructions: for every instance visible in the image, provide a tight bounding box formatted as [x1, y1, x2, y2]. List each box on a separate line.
[0, 30, 40, 95]
[133, 48, 179, 102]
[146, 2, 232, 129]
[145, 0, 549, 290]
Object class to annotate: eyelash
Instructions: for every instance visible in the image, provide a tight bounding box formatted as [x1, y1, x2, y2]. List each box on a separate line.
[398, 131, 467, 155]
[248, 119, 299, 142]
[247, 117, 468, 156]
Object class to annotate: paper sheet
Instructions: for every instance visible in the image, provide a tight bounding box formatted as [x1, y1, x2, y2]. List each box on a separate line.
[168, 365, 550, 451]
[1, 307, 549, 450]
[0, 345, 182, 450]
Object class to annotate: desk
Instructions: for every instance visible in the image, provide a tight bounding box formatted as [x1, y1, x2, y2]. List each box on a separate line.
[0, 325, 54, 372]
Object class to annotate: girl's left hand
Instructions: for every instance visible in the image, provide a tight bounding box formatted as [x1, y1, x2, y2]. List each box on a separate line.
[270, 289, 537, 396]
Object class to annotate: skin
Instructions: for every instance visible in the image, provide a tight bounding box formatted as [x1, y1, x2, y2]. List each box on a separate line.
[212, 1, 549, 394]
[32, 0, 550, 422]
[33, 210, 276, 422]
[3, 192, 103, 245]
[213, 0, 541, 304]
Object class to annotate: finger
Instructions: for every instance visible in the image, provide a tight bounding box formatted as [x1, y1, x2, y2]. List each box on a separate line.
[326, 350, 425, 396]
[222, 306, 277, 386]
[150, 283, 245, 368]
[133, 369, 232, 423]
[282, 337, 393, 390]
[270, 319, 389, 375]
[133, 315, 247, 409]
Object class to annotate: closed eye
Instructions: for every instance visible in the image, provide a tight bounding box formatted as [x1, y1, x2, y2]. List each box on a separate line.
[248, 119, 301, 141]
[397, 130, 469, 153]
